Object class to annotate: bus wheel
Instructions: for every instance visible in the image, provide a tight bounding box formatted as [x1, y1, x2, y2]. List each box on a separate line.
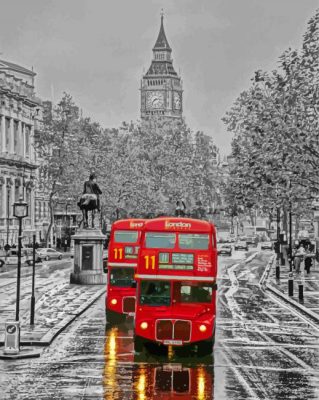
[134, 335, 144, 353]
[106, 309, 125, 324]
[197, 340, 213, 357]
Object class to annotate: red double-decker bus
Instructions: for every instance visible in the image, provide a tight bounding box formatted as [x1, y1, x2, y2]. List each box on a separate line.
[106, 219, 145, 323]
[134, 217, 218, 355]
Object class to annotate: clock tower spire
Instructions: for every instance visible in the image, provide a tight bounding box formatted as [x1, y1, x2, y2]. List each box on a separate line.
[140, 13, 183, 120]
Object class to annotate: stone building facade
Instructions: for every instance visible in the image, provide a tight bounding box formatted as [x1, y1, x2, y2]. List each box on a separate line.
[140, 15, 183, 120]
[0, 59, 46, 247]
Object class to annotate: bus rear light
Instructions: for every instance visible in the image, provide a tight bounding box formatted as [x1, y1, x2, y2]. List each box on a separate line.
[199, 324, 207, 332]
[110, 299, 117, 305]
[140, 322, 148, 330]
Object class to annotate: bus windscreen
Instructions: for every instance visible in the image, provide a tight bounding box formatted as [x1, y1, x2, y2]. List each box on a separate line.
[114, 230, 139, 243]
[145, 233, 176, 249]
[179, 234, 209, 250]
[140, 281, 171, 306]
[179, 283, 213, 303]
[110, 267, 135, 287]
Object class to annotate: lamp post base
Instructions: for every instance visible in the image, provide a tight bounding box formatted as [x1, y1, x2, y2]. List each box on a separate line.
[0, 347, 41, 360]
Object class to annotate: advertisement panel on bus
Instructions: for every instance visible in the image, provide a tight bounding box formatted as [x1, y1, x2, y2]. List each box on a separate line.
[134, 217, 218, 355]
[106, 219, 145, 323]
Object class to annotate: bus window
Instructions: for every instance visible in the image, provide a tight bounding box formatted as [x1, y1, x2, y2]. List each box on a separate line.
[180, 283, 212, 303]
[114, 230, 138, 243]
[110, 267, 135, 287]
[179, 234, 209, 250]
[140, 281, 171, 306]
[145, 233, 176, 249]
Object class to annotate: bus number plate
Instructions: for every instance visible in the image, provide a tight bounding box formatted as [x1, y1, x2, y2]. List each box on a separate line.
[163, 339, 183, 346]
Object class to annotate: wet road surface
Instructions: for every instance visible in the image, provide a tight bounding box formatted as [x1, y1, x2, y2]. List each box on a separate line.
[1, 250, 319, 399]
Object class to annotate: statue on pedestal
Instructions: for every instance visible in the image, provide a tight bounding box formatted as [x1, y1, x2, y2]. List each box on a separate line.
[77, 173, 102, 229]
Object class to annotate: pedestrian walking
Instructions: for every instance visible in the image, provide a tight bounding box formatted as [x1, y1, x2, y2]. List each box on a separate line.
[304, 244, 313, 274]
[175, 200, 186, 217]
[294, 244, 306, 274]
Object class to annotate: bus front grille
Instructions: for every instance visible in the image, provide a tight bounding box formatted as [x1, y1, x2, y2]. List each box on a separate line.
[156, 320, 191, 342]
[174, 321, 191, 341]
[123, 297, 135, 313]
[157, 320, 173, 340]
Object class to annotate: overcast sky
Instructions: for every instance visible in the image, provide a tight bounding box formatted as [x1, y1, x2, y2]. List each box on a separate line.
[0, 0, 318, 154]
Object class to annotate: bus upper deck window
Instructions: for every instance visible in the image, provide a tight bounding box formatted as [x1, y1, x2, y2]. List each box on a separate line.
[114, 230, 138, 243]
[179, 234, 209, 250]
[145, 233, 176, 249]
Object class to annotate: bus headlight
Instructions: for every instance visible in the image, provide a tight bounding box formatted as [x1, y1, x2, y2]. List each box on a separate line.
[199, 324, 207, 332]
[110, 298, 117, 305]
[140, 322, 148, 330]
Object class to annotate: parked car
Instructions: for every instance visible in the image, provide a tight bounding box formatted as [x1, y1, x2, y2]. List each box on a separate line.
[0, 250, 5, 268]
[246, 236, 258, 246]
[234, 241, 249, 251]
[24, 248, 42, 265]
[0, 248, 41, 267]
[261, 241, 273, 250]
[37, 248, 63, 261]
[218, 243, 232, 256]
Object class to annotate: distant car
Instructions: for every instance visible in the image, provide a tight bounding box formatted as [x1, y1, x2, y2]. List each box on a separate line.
[234, 241, 248, 251]
[218, 244, 232, 256]
[239, 236, 247, 241]
[261, 241, 273, 250]
[246, 236, 257, 246]
[24, 248, 42, 265]
[37, 248, 63, 261]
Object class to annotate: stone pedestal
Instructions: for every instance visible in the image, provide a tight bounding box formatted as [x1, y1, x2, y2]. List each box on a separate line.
[70, 229, 106, 285]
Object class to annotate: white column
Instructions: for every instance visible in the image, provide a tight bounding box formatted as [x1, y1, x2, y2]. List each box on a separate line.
[0, 183, 5, 218]
[1, 116, 5, 152]
[9, 118, 14, 154]
[31, 189, 35, 228]
[18, 121, 22, 156]
[30, 124, 35, 162]
[11, 182, 15, 217]
[22, 123, 26, 158]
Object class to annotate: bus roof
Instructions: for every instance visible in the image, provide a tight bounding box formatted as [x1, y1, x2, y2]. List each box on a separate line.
[111, 219, 146, 230]
[143, 217, 215, 234]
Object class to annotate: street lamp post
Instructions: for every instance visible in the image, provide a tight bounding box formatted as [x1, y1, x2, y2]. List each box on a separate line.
[1, 198, 42, 359]
[5, 185, 10, 250]
[276, 205, 280, 280]
[13, 197, 29, 322]
[64, 198, 72, 252]
[289, 203, 293, 272]
[286, 178, 294, 297]
[30, 233, 36, 325]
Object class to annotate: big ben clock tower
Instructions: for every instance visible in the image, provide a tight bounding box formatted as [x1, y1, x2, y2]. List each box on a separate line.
[140, 13, 183, 120]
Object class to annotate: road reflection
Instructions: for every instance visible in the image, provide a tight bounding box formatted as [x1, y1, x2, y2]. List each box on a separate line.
[103, 322, 214, 399]
[132, 361, 214, 400]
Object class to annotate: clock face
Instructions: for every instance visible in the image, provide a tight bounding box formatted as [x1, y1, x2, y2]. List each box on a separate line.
[173, 92, 181, 110]
[146, 91, 164, 109]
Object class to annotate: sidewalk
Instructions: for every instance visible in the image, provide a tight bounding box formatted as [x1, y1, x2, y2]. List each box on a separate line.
[264, 255, 319, 324]
[0, 262, 106, 346]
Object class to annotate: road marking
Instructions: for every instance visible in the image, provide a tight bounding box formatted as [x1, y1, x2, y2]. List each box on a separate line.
[220, 345, 262, 399]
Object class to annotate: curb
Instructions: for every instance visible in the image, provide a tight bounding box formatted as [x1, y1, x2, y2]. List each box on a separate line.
[0, 287, 106, 347]
[261, 256, 319, 325]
